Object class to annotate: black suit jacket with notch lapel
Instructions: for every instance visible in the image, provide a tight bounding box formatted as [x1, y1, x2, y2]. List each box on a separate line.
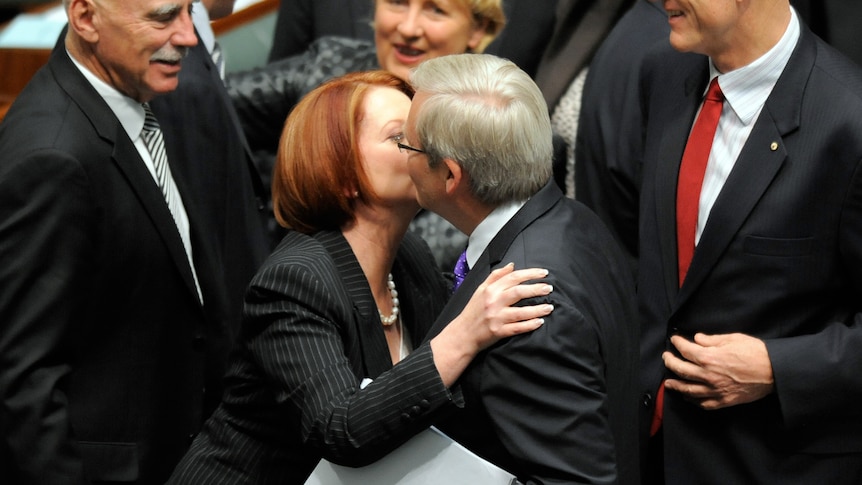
[0, 41, 236, 484]
[427, 182, 640, 484]
[637, 23, 862, 484]
[169, 230, 453, 484]
[149, 31, 269, 333]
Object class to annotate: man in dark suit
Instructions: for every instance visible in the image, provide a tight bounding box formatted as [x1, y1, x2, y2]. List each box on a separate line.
[404, 53, 640, 484]
[0, 0, 261, 482]
[638, 0, 862, 483]
[574, 0, 669, 269]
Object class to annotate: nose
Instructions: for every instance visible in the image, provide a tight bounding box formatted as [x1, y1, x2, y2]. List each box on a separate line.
[396, 7, 424, 39]
[173, 4, 199, 48]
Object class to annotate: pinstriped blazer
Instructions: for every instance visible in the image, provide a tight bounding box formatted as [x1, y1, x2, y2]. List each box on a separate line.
[169, 230, 453, 484]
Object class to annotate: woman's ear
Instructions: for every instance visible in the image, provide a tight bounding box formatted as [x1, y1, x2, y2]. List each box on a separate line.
[466, 17, 490, 52]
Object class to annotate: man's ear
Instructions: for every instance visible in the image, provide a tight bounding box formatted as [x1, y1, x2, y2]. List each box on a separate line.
[67, 0, 99, 43]
[442, 158, 464, 195]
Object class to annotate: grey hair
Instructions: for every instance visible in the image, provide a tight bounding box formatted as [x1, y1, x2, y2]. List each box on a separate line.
[410, 53, 553, 205]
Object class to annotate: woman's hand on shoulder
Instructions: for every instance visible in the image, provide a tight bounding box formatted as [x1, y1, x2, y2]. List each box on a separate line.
[430, 263, 553, 387]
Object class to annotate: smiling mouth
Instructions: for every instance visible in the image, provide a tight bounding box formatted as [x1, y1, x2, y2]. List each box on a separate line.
[395, 44, 425, 58]
[667, 9, 684, 18]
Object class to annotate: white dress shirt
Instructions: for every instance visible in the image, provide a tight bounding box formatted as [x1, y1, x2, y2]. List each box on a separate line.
[696, 7, 800, 244]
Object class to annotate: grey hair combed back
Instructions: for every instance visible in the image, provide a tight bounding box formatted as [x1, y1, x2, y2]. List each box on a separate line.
[410, 54, 553, 205]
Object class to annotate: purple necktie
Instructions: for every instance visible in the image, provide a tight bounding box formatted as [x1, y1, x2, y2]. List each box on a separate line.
[452, 250, 469, 293]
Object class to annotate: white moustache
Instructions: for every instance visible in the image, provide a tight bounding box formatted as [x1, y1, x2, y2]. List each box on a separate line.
[150, 46, 189, 63]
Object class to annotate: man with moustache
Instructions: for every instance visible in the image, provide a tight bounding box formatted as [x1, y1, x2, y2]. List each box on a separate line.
[637, 0, 862, 483]
[0, 0, 237, 483]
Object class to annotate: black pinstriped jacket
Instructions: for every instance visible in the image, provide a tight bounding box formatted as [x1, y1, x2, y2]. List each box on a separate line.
[169, 230, 454, 484]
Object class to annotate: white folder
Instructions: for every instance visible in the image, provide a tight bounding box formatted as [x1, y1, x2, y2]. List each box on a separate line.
[305, 426, 518, 484]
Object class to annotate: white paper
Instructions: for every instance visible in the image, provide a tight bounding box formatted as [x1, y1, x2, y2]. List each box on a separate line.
[305, 427, 517, 485]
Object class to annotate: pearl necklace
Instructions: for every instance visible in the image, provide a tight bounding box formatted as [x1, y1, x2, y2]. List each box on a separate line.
[378, 273, 400, 326]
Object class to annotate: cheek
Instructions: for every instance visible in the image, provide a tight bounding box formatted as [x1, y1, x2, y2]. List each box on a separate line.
[427, 23, 471, 53]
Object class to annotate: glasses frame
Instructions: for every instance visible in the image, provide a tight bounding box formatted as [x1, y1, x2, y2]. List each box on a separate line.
[397, 142, 426, 154]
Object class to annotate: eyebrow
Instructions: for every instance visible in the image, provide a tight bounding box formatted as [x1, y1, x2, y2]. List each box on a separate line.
[148, 3, 184, 20]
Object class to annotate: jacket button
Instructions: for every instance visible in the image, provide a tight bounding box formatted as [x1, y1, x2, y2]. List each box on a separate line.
[642, 393, 653, 407]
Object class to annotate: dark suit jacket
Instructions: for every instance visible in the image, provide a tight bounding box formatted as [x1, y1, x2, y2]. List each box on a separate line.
[169, 230, 453, 484]
[638, 25, 862, 484]
[428, 183, 640, 484]
[574, 0, 669, 269]
[534, 0, 634, 110]
[0, 43, 240, 484]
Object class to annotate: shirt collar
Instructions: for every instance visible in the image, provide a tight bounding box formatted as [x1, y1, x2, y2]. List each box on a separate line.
[66, 48, 146, 141]
[709, 6, 800, 126]
[192, 2, 214, 54]
[465, 200, 527, 268]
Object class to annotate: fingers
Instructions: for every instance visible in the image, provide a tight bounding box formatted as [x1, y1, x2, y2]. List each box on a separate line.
[483, 265, 549, 290]
[482, 262, 516, 286]
[495, 317, 547, 338]
[663, 378, 725, 410]
[662, 350, 707, 384]
[669, 334, 703, 365]
[496, 302, 555, 326]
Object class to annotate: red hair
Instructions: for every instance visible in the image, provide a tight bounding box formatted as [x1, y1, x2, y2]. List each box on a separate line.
[272, 71, 414, 233]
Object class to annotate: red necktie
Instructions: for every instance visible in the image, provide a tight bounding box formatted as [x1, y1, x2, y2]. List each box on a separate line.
[675, 77, 724, 286]
[651, 78, 724, 438]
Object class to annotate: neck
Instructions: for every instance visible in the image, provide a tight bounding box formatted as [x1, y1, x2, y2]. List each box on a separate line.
[342, 205, 412, 309]
[438, 196, 495, 238]
[711, 2, 792, 72]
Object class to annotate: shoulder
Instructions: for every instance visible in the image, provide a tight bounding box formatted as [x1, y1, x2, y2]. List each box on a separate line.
[245, 231, 355, 331]
[253, 231, 338, 285]
[807, 38, 862, 108]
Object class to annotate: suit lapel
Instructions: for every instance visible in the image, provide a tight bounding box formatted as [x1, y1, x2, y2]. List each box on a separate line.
[51, 46, 203, 306]
[654, 64, 708, 305]
[316, 232, 392, 378]
[426, 182, 562, 339]
[675, 29, 812, 306]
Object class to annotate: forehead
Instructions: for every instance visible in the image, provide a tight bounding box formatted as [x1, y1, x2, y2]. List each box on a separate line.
[362, 87, 410, 122]
[376, 0, 474, 11]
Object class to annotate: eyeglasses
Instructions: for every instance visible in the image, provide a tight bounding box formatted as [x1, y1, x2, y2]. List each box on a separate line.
[397, 142, 426, 155]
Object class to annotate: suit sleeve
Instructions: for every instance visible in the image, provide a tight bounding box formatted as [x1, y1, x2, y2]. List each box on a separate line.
[0, 150, 96, 484]
[765, 156, 862, 432]
[480, 286, 618, 484]
[241, 256, 458, 466]
[225, 50, 314, 153]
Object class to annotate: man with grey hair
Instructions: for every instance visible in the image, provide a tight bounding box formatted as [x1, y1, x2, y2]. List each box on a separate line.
[405, 53, 640, 484]
[0, 0, 250, 483]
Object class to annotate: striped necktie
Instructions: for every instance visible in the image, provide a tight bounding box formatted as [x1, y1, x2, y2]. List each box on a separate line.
[141, 103, 203, 303]
[211, 41, 225, 80]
